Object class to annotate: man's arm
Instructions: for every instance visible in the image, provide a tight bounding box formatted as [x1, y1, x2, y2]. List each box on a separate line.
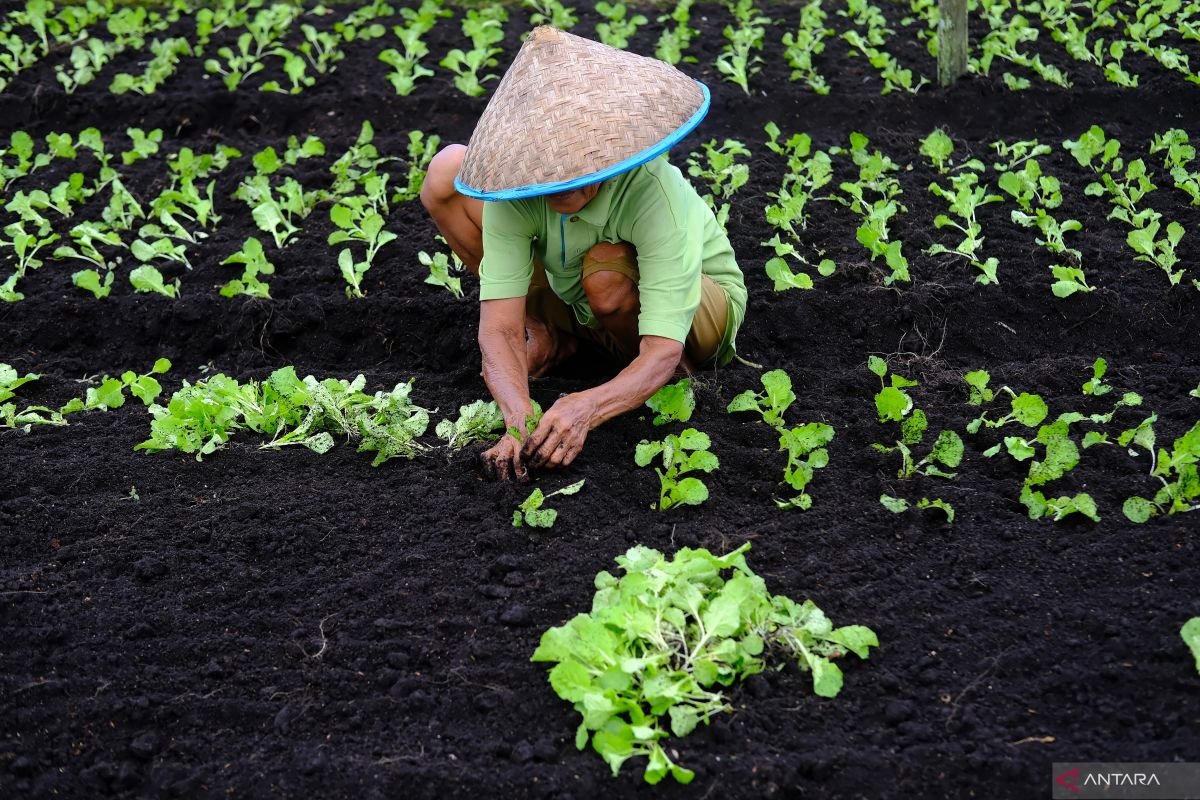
[479, 296, 534, 480]
[523, 335, 681, 469]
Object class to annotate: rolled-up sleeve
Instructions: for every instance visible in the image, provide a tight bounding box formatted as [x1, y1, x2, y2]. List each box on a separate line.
[478, 200, 535, 301]
[628, 195, 702, 343]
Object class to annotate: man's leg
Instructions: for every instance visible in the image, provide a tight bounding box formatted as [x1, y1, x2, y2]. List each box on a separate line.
[420, 144, 484, 275]
[582, 242, 729, 374]
[581, 242, 641, 356]
[420, 144, 572, 374]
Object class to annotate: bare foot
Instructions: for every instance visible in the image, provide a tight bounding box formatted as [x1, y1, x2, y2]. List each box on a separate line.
[526, 317, 577, 378]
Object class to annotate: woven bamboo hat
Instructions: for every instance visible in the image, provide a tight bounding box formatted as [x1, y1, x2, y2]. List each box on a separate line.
[455, 26, 710, 201]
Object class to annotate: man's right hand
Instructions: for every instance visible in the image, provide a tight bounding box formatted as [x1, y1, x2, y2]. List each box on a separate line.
[480, 433, 528, 482]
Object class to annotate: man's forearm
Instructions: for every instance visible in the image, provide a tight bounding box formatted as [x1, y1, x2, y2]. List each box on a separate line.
[578, 336, 681, 428]
[480, 326, 534, 429]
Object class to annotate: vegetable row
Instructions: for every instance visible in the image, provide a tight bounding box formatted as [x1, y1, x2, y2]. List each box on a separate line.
[4, 357, 1197, 525]
[5, 0, 1200, 100]
[3, 121, 1199, 303]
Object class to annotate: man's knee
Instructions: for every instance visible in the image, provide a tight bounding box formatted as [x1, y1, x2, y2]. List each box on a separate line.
[586, 241, 636, 264]
[420, 143, 468, 211]
[583, 270, 638, 317]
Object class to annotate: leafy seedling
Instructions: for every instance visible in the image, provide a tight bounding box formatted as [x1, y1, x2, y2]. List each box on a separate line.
[867, 356, 917, 423]
[728, 369, 795, 429]
[129, 264, 179, 298]
[61, 358, 171, 414]
[646, 378, 695, 426]
[419, 249, 463, 299]
[966, 386, 1048, 433]
[879, 495, 955, 523]
[776, 422, 835, 509]
[635, 428, 719, 510]
[1183, 618, 1200, 675]
[1082, 357, 1112, 396]
[513, 479, 585, 528]
[1122, 420, 1200, 522]
[963, 370, 994, 406]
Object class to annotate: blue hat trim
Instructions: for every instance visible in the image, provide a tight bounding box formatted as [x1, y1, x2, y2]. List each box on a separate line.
[455, 80, 711, 201]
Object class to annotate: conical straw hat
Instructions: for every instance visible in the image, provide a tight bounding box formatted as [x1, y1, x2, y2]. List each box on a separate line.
[455, 26, 710, 201]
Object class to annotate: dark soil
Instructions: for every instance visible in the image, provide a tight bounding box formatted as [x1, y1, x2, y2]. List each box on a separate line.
[2, 2, 1199, 798]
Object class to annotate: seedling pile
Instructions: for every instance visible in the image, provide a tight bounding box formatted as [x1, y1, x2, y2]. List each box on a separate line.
[532, 543, 877, 784]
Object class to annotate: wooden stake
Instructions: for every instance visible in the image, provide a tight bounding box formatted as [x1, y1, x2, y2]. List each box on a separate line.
[938, 0, 968, 87]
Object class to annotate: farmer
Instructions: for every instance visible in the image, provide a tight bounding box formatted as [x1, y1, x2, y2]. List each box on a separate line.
[421, 26, 746, 481]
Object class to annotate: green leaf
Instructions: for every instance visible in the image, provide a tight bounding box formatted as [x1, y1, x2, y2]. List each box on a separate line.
[963, 370, 993, 405]
[1011, 393, 1048, 427]
[1182, 618, 1200, 674]
[809, 656, 844, 698]
[1122, 496, 1154, 523]
[646, 378, 695, 426]
[875, 386, 911, 422]
[879, 494, 909, 513]
[916, 497, 955, 523]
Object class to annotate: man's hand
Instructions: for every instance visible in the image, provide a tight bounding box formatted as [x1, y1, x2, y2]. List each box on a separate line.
[523, 392, 598, 469]
[480, 433, 528, 482]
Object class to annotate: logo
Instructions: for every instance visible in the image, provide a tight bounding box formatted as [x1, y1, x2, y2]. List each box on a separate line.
[1052, 763, 1187, 799]
[1055, 768, 1080, 793]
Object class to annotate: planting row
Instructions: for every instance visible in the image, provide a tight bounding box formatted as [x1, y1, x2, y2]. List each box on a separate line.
[4, 357, 1198, 525]
[3, 121, 1199, 303]
[3, 0, 1200, 100]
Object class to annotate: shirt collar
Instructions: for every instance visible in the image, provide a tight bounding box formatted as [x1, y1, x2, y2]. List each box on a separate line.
[573, 177, 616, 225]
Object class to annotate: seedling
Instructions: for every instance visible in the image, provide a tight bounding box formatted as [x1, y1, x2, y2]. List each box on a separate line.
[646, 378, 695, 426]
[1122, 420, 1200, 522]
[220, 237, 274, 299]
[1, 219, 60, 302]
[1082, 357, 1112, 396]
[513, 479, 585, 528]
[73, 270, 114, 298]
[523, 0, 577, 29]
[419, 249, 464, 299]
[715, 0, 768, 94]
[781, 0, 832, 94]
[654, 0, 698, 65]
[835, 133, 910, 285]
[635, 428, 719, 511]
[1020, 487, 1099, 522]
[963, 370, 994, 406]
[727, 369, 795, 429]
[879, 495, 955, 523]
[925, 172, 1003, 285]
[594, 2, 647, 50]
[379, 26, 434, 96]
[966, 385, 1048, 433]
[0, 364, 39, 404]
[873, 409, 964, 480]
[1183, 619, 1200, 674]
[532, 543, 877, 784]
[1150, 128, 1200, 206]
[121, 127, 162, 166]
[867, 356, 916, 423]
[686, 138, 750, 231]
[129, 264, 179, 298]
[1127, 219, 1186, 285]
[776, 422, 834, 509]
[61, 358, 171, 414]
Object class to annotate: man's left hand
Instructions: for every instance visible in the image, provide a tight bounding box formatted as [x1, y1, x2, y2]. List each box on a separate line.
[522, 392, 597, 469]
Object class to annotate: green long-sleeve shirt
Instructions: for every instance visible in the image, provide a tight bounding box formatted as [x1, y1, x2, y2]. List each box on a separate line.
[476, 154, 747, 365]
